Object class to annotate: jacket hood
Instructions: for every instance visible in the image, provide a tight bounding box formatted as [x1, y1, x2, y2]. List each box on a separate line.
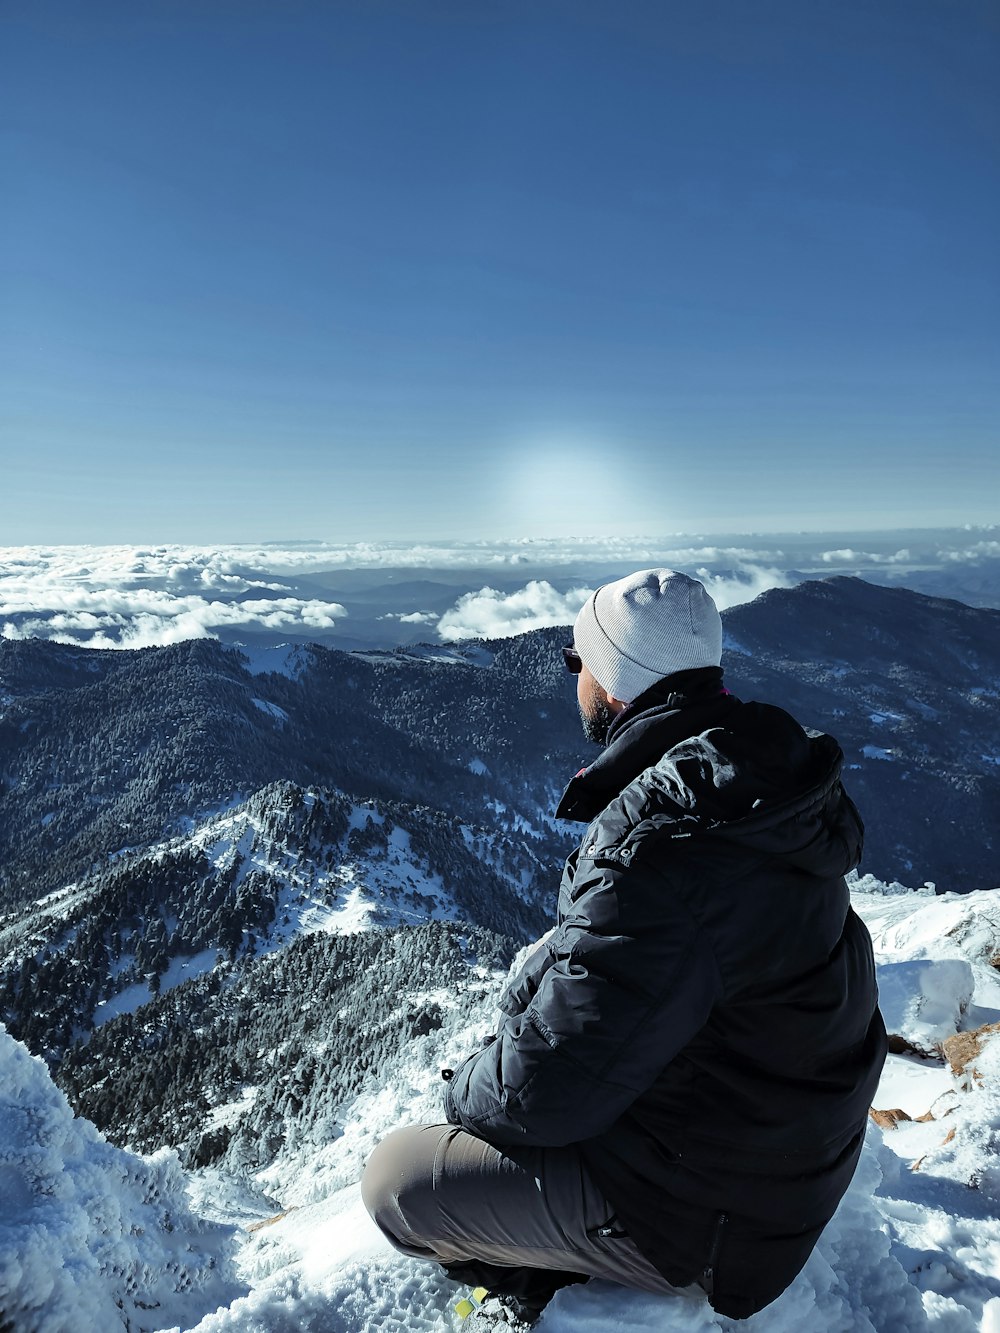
[649, 716, 863, 878]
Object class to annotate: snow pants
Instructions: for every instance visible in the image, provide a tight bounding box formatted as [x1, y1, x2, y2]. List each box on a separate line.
[361, 1123, 698, 1304]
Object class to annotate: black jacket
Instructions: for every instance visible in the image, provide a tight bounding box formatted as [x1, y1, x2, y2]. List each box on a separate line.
[444, 688, 887, 1319]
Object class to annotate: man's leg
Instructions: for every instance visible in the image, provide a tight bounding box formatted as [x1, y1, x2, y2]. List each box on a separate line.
[361, 1123, 687, 1301]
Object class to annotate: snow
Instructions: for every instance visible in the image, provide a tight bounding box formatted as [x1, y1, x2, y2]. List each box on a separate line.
[349, 645, 494, 668]
[869, 712, 903, 726]
[7, 879, 1000, 1330]
[184, 882, 1000, 1331]
[206, 1088, 260, 1134]
[862, 744, 895, 761]
[250, 697, 288, 725]
[93, 978, 154, 1026]
[854, 887, 1000, 1002]
[722, 633, 752, 656]
[876, 959, 974, 1051]
[142, 792, 464, 968]
[93, 949, 219, 1027]
[161, 948, 220, 992]
[0, 1027, 243, 1332]
[173, 876, 1000, 1331]
[171, 1130, 992, 1333]
[235, 644, 313, 679]
[876, 1053, 954, 1117]
[297, 869, 376, 935]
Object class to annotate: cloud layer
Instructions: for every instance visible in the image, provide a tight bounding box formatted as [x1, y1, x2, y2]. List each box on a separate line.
[0, 547, 347, 649]
[1, 530, 995, 650]
[694, 566, 794, 611]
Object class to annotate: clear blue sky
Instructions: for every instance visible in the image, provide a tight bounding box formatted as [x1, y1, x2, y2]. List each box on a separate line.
[2, 0, 997, 542]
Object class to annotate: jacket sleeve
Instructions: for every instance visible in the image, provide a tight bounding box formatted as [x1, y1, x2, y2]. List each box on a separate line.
[494, 927, 558, 1019]
[443, 851, 721, 1147]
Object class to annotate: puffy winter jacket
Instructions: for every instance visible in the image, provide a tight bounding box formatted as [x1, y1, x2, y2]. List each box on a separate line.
[444, 686, 887, 1319]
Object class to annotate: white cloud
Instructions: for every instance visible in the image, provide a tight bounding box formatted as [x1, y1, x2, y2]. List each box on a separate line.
[0, 539, 794, 590]
[821, 548, 868, 562]
[2, 532, 992, 650]
[694, 566, 793, 611]
[938, 540, 1000, 563]
[0, 550, 347, 649]
[820, 548, 912, 565]
[436, 566, 793, 640]
[377, 611, 439, 625]
[436, 581, 592, 641]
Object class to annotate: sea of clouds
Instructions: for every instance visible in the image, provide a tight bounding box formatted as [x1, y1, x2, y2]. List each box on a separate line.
[0, 530, 995, 652]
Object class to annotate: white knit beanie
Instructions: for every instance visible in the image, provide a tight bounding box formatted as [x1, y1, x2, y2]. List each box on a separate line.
[573, 569, 722, 703]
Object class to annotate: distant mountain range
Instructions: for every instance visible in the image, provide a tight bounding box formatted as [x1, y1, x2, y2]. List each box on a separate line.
[1, 575, 996, 913]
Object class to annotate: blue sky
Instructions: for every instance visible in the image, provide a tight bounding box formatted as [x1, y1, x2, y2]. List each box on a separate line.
[2, 0, 997, 542]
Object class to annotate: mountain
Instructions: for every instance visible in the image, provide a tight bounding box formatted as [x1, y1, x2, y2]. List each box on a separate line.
[0, 628, 581, 915]
[2, 577, 997, 922]
[0, 575, 996, 1183]
[722, 577, 1000, 891]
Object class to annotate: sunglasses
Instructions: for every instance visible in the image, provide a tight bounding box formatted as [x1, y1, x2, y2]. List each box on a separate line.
[562, 646, 583, 674]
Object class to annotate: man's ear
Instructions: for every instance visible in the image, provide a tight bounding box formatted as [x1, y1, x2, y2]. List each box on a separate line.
[605, 693, 628, 715]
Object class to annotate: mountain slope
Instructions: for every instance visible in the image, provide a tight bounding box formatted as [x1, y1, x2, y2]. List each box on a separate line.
[722, 578, 1000, 890]
[0, 629, 580, 913]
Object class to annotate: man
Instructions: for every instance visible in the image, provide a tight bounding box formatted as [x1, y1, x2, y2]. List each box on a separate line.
[362, 569, 886, 1327]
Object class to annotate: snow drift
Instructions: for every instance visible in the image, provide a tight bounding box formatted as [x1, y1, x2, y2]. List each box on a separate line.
[0, 1032, 244, 1333]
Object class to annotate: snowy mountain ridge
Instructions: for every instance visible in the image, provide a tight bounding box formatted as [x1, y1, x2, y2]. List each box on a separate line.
[1, 777, 546, 1058]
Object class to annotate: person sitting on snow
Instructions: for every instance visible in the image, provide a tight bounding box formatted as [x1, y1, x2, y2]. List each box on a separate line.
[362, 569, 887, 1327]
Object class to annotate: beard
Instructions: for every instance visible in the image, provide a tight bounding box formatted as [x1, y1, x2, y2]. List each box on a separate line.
[579, 695, 616, 746]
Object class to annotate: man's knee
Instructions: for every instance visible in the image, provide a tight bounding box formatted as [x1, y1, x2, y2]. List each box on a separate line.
[361, 1124, 442, 1246]
[361, 1125, 420, 1219]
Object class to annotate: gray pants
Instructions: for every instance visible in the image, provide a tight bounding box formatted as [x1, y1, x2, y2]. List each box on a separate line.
[361, 1123, 694, 1299]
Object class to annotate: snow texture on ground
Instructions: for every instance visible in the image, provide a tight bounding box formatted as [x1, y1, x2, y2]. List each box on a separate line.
[0, 1032, 244, 1333]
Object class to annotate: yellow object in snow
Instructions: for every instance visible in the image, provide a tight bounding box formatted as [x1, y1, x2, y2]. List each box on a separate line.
[454, 1287, 490, 1320]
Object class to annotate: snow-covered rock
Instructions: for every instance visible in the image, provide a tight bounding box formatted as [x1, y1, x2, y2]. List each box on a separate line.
[0, 1025, 244, 1333]
[877, 957, 975, 1052]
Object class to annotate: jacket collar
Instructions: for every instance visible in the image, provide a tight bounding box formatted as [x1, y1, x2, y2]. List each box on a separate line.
[556, 674, 739, 824]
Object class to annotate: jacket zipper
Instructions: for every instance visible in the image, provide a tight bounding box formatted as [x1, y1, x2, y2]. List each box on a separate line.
[701, 1211, 728, 1301]
[586, 1214, 629, 1240]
